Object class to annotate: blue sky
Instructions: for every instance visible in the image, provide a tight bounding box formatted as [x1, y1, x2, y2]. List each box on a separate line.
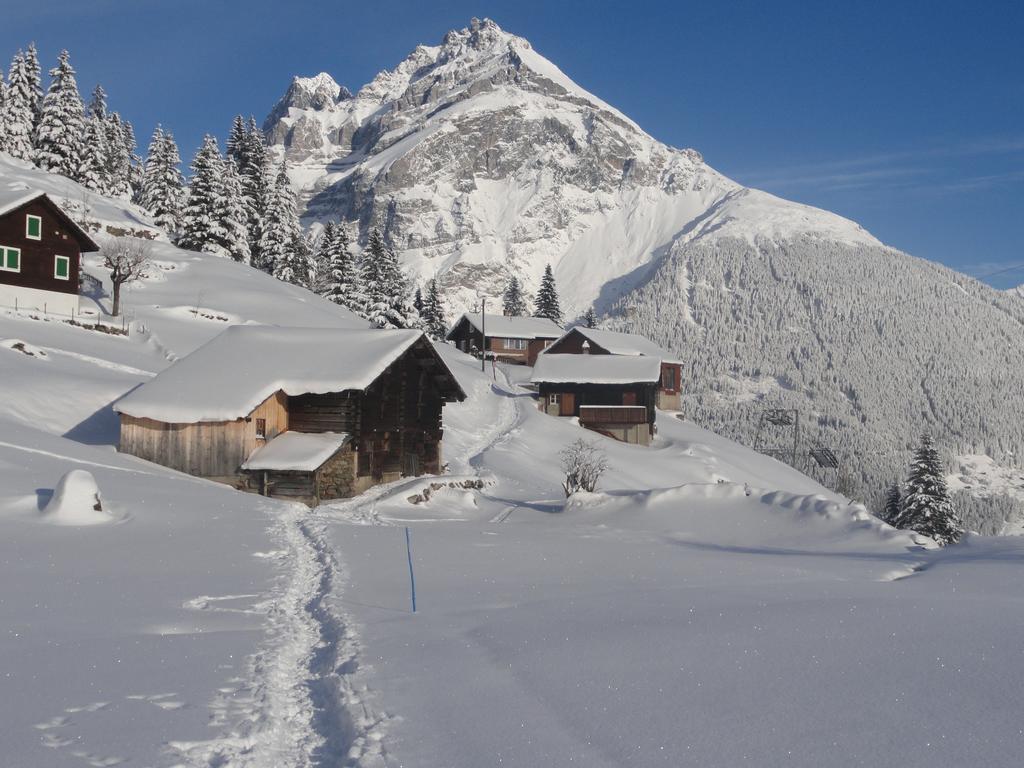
[3, 0, 1022, 285]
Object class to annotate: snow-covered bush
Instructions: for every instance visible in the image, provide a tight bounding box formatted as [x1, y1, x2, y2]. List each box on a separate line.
[560, 439, 609, 497]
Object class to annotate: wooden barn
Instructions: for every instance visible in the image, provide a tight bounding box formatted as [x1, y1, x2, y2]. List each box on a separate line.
[543, 326, 684, 410]
[114, 326, 466, 505]
[0, 187, 99, 316]
[446, 312, 562, 366]
[530, 354, 661, 445]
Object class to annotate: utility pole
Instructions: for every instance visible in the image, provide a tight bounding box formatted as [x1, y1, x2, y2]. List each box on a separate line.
[480, 296, 486, 372]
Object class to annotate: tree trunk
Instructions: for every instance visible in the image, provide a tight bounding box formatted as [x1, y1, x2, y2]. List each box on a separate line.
[111, 281, 122, 317]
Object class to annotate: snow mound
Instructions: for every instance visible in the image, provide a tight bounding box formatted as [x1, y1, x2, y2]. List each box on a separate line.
[41, 469, 114, 526]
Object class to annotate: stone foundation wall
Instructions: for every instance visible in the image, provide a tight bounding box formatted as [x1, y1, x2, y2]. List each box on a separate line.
[319, 447, 358, 500]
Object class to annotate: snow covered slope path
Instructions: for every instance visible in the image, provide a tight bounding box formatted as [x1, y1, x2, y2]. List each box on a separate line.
[168, 509, 385, 768]
[311, 355, 1024, 768]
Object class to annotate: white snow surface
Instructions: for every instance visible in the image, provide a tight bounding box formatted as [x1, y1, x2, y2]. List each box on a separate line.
[115, 326, 421, 422]
[2, 163, 1023, 767]
[242, 431, 351, 472]
[531, 352, 663, 384]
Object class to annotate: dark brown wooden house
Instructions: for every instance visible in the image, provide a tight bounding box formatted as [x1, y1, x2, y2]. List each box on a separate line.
[530, 354, 661, 445]
[114, 326, 466, 505]
[0, 188, 99, 316]
[543, 326, 684, 410]
[446, 312, 563, 366]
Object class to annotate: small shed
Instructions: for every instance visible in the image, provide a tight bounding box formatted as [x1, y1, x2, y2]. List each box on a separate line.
[530, 354, 661, 445]
[241, 431, 353, 505]
[446, 312, 563, 365]
[543, 326, 684, 410]
[114, 326, 466, 504]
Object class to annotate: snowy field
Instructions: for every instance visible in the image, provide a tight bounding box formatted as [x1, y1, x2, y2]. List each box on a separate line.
[2, 160, 1023, 766]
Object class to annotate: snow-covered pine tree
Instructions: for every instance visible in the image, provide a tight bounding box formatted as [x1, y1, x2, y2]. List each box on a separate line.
[78, 85, 111, 193]
[896, 434, 963, 545]
[23, 43, 42, 131]
[281, 228, 311, 289]
[502, 275, 527, 316]
[413, 287, 424, 314]
[321, 221, 359, 308]
[241, 118, 270, 269]
[87, 84, 107, 120]
[226, 115, 246, 164]
[881, 482, 902, 525]
[105, 114, 139, 198]
[140, 126, 184, 232]
[422, 278, 448, 340]
[306, 229, 331, 296]
[79, 114, 109, 192]
[2, 52, 35, 160]
[177, 134, 228, 253]
[360, 228, 419, 329]
[262, 164, 303, 281]
[533, 264, 562, 324]
[583, 307, 597, 328]
[34, 50, 85, 178]
[123, 119, 144, 195]
[218, 160, 251, 263]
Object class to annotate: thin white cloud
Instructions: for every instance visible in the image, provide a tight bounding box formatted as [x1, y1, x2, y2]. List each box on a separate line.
[734, 135, 1024, 194]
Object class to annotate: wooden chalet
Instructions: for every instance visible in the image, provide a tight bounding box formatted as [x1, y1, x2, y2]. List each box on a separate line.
[0, 187, 99, 316]
[543, 326, 684, 410]
[530, 354, 661, 445]
[114, 326, 466, 505]
[446, 312, 563, 366]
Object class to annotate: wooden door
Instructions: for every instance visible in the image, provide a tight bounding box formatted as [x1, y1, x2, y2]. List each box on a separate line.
[622, 391, 637, 406]
[560, 392, 575, 416]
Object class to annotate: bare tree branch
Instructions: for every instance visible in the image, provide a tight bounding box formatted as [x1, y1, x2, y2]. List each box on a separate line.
[102, 237, 152, 317]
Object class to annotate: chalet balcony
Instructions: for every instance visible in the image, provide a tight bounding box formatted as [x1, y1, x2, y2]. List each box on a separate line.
[578, 405, 649, 425]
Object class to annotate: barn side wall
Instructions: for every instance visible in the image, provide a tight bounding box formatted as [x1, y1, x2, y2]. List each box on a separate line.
[118, 391, 288, 479]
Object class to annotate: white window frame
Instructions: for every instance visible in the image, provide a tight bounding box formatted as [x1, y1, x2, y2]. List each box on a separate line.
[0, 245, 21, 273]
[54, 255, 71, 280]
[25, 214, 42, 241]
[505, 337, 528, 350]
[548, 393, 561, 406]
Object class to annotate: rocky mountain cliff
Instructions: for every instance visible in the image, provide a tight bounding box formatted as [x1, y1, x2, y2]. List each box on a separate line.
[261, 19, 1024, 521]
[263, 18, 876, 316]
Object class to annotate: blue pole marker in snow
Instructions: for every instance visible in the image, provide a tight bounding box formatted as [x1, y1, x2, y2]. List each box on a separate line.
[405, 526, 417, 613]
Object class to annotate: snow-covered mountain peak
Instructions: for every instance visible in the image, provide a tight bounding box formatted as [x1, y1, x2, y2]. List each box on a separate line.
[262, 18, 888, 315]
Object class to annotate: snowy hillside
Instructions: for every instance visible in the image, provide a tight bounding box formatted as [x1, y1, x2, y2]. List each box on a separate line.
[3, 160, 1023, 766]
[265, 18, 876, 316]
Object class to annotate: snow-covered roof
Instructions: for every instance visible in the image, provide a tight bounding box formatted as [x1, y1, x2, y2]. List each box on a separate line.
[241, 431, 351, 472]
[114, 326, 459, 423]
[0, 183, 101, 251]
[530, 353, 662, 384]
[449, 313, 563, 340]
[552, 327, 684, 365]
[0, 186, 44, 216]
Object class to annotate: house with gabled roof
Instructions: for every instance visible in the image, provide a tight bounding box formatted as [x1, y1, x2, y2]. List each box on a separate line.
[0, 187, 100, 316]
[543, 326, 684, 410]
[530, 354, 660, 445]
[446, 312, 563, 365]
[114, 326, 466, 505]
